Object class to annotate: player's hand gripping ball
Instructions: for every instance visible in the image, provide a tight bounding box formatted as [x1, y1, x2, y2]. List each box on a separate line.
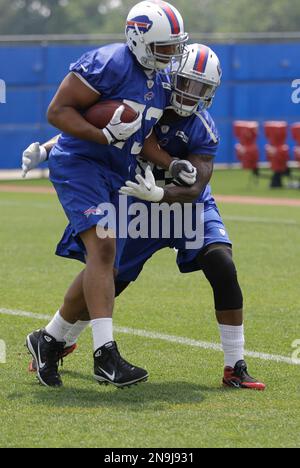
[84, 100, 142, 145]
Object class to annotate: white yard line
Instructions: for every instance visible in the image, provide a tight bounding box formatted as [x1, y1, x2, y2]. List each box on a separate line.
[1, 308, 299, 366]
[0, 169, 49, 181]
[223, 215, 299, 226]
[0, 200, 54, 209]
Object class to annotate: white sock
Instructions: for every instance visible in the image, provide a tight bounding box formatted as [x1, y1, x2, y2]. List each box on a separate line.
[45, 311, 74, 343]
[91, 318, 113, 352]
[64, 320, 90, 347]
[219, 324, 245, 368]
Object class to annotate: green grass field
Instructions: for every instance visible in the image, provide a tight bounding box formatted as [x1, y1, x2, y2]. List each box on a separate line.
[0, 171, 300, 448]
[2, 167, 300, 198]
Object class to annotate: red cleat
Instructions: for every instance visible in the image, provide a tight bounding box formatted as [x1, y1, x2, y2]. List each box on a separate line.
[28, 343, 77, 373]
[223, 360, 266, 391]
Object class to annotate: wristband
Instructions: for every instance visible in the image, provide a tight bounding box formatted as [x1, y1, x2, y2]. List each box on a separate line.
[40, 146, 48, 162]
[152, 186, 165, 202]
[102, 128, 120, 145]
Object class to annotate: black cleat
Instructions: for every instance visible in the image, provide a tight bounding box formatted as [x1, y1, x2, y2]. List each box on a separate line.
[223, 360, 266, 391]
[94, 341, 149, 388]
[29, 343, 77, 373]
[26, 330, 65, 388]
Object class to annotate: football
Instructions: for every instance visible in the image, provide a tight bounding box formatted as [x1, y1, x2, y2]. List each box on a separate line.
[84, 100, 139, 129]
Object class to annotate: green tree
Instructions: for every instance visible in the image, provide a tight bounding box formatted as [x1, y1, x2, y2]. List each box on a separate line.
[0, 0, 108, 35]
[0, 0, 300, 36]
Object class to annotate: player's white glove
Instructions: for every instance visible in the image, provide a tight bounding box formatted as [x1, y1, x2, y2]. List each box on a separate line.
[103, 105, 143, 145]
[22, 142, 48, 178]
[120, 166, 164, 202]
[169, 159, 198, 186]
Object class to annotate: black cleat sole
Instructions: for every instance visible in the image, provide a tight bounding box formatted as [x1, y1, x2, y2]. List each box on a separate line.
[95, 375, 149, 389]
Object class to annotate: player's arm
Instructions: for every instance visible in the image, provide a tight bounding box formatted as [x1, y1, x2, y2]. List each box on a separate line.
[47, 73, 108, 145]
[120, 154, 213, 204]
[141, 131, 198, 186]
[43, 135, 60, 155]
[141, 130, 173, 169]
[47, 73, 142, 146]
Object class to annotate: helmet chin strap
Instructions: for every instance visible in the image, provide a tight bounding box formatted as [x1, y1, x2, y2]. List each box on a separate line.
[138, 43, 170, 71]
[171, 94, 198, 117]
[141, 56, 170, 71]
[174, 107, 195, 117]
[156, 61, 170, 70]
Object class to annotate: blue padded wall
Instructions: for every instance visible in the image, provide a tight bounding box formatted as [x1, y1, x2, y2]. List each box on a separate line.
[0, 42, 300, 168]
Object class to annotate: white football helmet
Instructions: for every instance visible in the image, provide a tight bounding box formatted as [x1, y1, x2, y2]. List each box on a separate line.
[171, 44, 222, 117]
[126, 1, 188, 72]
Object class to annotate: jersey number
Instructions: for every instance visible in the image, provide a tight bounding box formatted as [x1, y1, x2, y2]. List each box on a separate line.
[114, 100, 163, 154]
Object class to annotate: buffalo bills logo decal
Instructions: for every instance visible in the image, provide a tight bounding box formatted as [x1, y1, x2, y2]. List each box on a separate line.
[144, 91, 155, 101]
[84, 206, 103, 218]
[126, 15, 153, 34]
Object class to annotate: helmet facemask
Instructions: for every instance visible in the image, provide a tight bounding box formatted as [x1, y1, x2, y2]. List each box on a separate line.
[130, 23, 188, 73]
[149, 37, 188, 73]
[171, 74, 217, 116]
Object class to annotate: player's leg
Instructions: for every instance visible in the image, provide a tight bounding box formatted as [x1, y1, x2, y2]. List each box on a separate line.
[26, 268, 91, 384]
[54, 278, 130, 346]
[26, 153, 146, 388]
[197, 243, 265, 391]
[84, 230, 163, 387]
[27, 233, 147, 388]
[51, 198, 164, 350]
[26, 278, 81, 385]
[80, 225, 115, 330]
[26, 262, 94, 384]
[197, 243, 245, 364]
[78, 226, 148, 388]
[59, 274, 130, 337]
[28, 270, 89, 373]
[176, 202, 265, 390]
[28, 193, 162, 384]
[44, 270, 89, 342]
[29, 271, 131, 372]
[45, 226, 93, 352]
[63, 278, 130, 347]
[59, 270, 90, 347]
[60, 270, 89, 322]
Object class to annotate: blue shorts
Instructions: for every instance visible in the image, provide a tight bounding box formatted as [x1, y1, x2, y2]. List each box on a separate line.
[55, 189, 231, 280]
[117, 199, 231, 282]
[49, 152, 128, 270]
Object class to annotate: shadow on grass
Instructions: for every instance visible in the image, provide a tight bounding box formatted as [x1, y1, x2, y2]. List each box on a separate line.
[7, 378, 226, 411]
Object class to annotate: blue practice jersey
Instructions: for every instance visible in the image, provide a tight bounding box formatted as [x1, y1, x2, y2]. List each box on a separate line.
[136, 109, 219, 202]
[51, 43, 169, 189]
